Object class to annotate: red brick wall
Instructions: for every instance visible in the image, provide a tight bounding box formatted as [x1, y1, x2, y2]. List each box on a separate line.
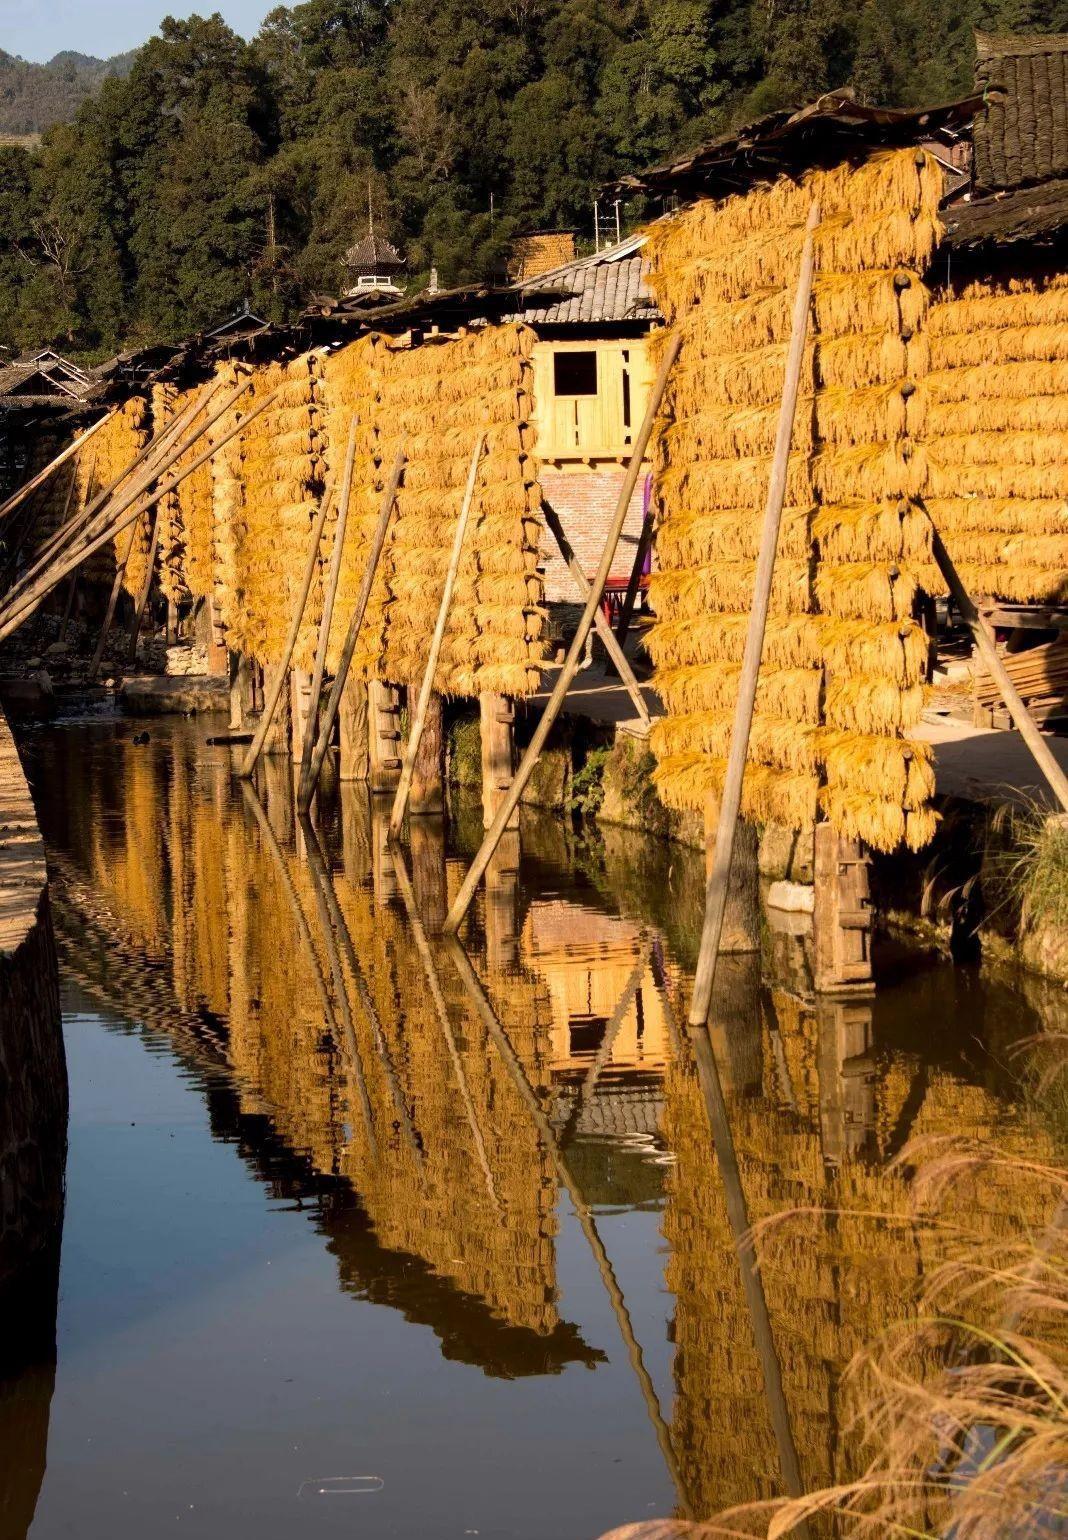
[539, 468, 649, 602]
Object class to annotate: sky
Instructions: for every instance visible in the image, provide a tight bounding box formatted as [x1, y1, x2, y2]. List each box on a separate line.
[0, 0, 277, 62]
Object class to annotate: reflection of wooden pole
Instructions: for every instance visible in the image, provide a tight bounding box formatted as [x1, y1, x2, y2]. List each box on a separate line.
[300, 813, 422, 1163]
[687, 203, 818, 1034]
[298, 444, 406, 814]
[541, 497, 650, 726]
[238, 473, 336, 779]
[445, 331, 682, 934]
[409, 817, 447, 934]
[389, 435, 483, 837]
[484, 831, 520, 971]
[926, 514, 1068, 815]
[299, 414, 358, 797]
[447, 936, 694, 1521]
[392, 848, 499, 1207]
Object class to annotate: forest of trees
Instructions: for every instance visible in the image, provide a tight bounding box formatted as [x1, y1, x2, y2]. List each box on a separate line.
[1, 0, 1066, 361]
[0, 49, 134, 137]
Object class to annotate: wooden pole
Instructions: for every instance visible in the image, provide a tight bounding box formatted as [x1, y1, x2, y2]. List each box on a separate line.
[479, 693, 517, 830]
[125, 500, 164, 662]
[926, 514, 1068, 815]
[444, 331, 682, 935]
[298, 413, 359, 798]
[614, 477, 654, 648]
[686, 202, 818, 1034]
[297, 444, 406, 814]
[389, 434, 483, 838]
[0, 407, 115, 525]
[237, 471, 337, 778]
[0, 383, 273, 645]
[88, 517, 139, 680]
[541, 497, 650, 727]
[58, 447, 97, 643]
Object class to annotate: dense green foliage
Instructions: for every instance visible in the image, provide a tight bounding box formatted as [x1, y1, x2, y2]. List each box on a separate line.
[2, 1, 1067, 358]
[0, 49, 133, 137]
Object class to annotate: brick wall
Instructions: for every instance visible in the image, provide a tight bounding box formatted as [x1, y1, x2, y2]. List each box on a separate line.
[539, 467, 650, 603]
[0, 708, 66, 1300]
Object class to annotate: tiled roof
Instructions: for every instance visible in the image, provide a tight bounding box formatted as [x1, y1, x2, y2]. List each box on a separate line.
[508, 235, 659, 326]
[343, 231, 404, 274]
[973, 31, 1068, 193]
[943, 174, 1068, 246]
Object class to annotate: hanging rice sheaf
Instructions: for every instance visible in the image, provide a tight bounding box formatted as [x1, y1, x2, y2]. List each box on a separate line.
[321, 324, 546, 697]
[150, 382, 189, 609]
[225, 351, 327, 668]
[210, 364, 253, 658]
[95, 395, 151, 597]
[172, 383, 216, 601]
[645, 149, 942, 853]
[921, 272, 1068, 604]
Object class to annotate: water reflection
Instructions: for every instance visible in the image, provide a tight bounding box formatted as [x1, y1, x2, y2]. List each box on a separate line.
[18, 718, 1068, 1532]
[0, 1253, 59, 1540]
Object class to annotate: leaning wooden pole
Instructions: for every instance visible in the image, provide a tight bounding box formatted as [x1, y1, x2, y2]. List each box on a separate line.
[88, 518, 140, 680]
[297, 415, 359, 799]
[0, 407, 115, 525]
[0, 383, 271, 644]
[297, 444, 406, 814]
[925, 513, 1068, 815]
[686, 201, 819, 1034]
[541, 497, 650, 727]
[125, 501, 164, 662]
[388, 434, 484, 838]
[614, 476, 654, 648]
[443, 331, 682, 935]
[238, 472, 337, 779]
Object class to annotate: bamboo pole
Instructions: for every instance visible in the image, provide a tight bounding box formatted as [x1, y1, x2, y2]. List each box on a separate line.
[297, 414, 359, 799]
[388, 434, 484, 838]
[238, 471, 337, 778]
[926, 514, 1068, 815]
[444, 331, 682, 935]
[614, 476, 654, 648]
[686, 202, 819, 1034]
[125, 500, 163, 662]
[0, 383, 273, 644]
[446, 935, 694, 1519]
[0, 406, 115, 525]
[297, 444, 406, 814]
[541, 497, 650, 727]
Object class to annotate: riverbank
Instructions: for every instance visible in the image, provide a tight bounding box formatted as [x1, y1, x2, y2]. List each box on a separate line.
[0, 705, 66, 1303]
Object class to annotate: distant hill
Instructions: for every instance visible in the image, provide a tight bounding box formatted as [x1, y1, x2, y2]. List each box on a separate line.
[0, 48, 134, 136]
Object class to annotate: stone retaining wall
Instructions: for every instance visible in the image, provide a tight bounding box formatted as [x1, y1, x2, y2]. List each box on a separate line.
[0, 708, 66, 1295]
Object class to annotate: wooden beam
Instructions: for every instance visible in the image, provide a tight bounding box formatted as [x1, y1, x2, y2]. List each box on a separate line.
[389, 434, 483, 838]
[297, 444, 406, 813]
[686, 202, 819, 1033]
[926, 513, 1068, 816]
[541, 498, 650, 727]
[237, 472, 336, 778]
[444, 329, 682, 935]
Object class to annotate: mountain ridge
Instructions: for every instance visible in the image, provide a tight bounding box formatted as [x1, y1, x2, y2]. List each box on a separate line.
[0, 48, 135, 136]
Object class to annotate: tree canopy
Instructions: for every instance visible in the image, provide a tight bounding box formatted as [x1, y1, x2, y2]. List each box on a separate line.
[2, 0, 1066, 359]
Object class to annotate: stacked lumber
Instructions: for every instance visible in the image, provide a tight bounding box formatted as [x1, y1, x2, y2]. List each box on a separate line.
[973, 638, 1068, 725]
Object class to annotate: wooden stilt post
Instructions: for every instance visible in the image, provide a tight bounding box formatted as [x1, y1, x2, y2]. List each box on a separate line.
[297, 444, 406, 813]
[166, 598, 178, 647]
[707, 806, 760, 954]
[207, 597, 229, 675]
[407, 683, 445, 816]
[126, 501, 163, 662]
[290, 668, 313, 765]
[685, 202, 819, 1033]
[338, 675, 370, 781]
[444, 330, 683, 935]
[389, 435, 483, 838]
[812, 826, 874, 994]
[369, 680, 402, 791]
[229, 651, 255, 731]
[479, 693, 517, 831]
[237, 474, 336, 779]
[298, 414, 358, 799]
[925, 513, 1068, 815]
[541, 498, 650, 726]
[614, 476, 654, 648]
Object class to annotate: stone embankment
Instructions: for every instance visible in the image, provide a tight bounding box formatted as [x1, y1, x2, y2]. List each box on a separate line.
[0, 707, 66, 1297]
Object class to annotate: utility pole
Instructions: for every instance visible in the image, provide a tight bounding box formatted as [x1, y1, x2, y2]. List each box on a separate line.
[593, 197, 601, 253]
[613, 199, 622, 244]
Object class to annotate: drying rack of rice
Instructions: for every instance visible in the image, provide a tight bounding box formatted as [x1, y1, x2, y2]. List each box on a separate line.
[645, 148, 942, 853]
[221, 352, 327, 668]
[150, 382, 189, 609]
[210, 363, 252, 654]
[920, 271, 1068, 604]
[321, 324, 546, 697]
[173, 382, 216, 600]
[95, 396, 151, 596]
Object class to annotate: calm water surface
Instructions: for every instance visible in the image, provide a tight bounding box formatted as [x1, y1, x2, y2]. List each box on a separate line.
[2, 716, 1063, 1539]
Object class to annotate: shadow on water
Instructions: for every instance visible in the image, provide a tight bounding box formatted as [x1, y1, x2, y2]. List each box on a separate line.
[0, 1246, 59, 1540]
[10, 714, 1068, 1536]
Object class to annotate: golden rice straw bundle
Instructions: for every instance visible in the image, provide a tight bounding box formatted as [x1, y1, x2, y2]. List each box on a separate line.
[93, 396, 151, 596]
[209, 364, 249, 653]
[174, 384, 216, 600]
[150, 382, 189, 607]
[645, 147, 940, 851]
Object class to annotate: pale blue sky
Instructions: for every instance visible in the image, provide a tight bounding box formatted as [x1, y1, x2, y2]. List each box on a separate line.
[0, 0, 278, 62]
